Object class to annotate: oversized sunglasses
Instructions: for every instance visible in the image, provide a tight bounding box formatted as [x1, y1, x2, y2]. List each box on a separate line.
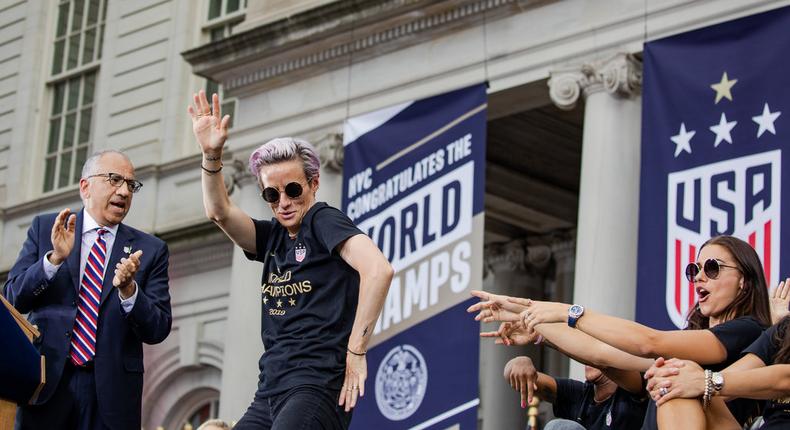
[261, 182, 304, 203]
[87, 172, 143, 193]
[684, 259, 741, 282]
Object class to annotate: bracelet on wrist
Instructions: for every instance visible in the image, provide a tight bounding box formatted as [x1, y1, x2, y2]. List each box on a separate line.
[703, 369, 712, 409]
[201, 162, 223, 175]
[347, 348, 366, 356]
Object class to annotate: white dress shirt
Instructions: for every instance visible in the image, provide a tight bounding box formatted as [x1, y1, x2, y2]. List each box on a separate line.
[43, 211, 138, 312]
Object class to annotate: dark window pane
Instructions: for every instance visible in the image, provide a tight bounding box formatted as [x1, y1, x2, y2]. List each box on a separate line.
[67, 33, 80, 70]
[67, 77, 80, 110]
[82, 28, 96, 65]
[56, 2, 70, 37]
[222, 100, 235, 128]
[101, 0, 107, 21]
[87, 0, 100, 26]
[98, 24, 104, 59]
[52, 39, 64, 75]
[44, 157, 56, 192]
[74, 146, 88, 183]
[48, 118, 61, 153]
[205, 80, 219, 98]
[227, 0, 240, 13]
[78, 107, 92, 143]
[208, 0, 221, 19]
[63, 113, 76, 149]
[58, 151, 73, 188]
[82, 72, 95, 104]
[52, 82, 66, 115]
[72, 0, 85, 32]
[210, 26, 225, 41]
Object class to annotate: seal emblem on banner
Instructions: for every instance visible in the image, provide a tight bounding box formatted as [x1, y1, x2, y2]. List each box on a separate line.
[375, 344, 428, 421]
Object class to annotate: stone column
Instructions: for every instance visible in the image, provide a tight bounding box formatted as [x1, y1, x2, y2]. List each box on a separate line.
[218, 162, 266, 420]
[548, 53, 642, 379]
[479, 240, 549, 430]
[543, 239, 576, 379]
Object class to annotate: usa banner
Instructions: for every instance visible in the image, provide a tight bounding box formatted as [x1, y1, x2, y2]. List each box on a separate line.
[342, 84, 486, 429]
[636, 7, 790, 330]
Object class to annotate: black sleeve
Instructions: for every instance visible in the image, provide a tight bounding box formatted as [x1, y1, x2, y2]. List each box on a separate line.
[742, 324, 779, 365]
[708, 316, 766, 362]
[243, 218, 274, 262]
[311, 206, 363, 253]
[552, 378, 587, 421]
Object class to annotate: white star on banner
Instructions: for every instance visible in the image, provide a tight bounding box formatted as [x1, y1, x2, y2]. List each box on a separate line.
[709, 112, 737, 147]
[671, 123, 695, 157]
[752, 103, 781, 137]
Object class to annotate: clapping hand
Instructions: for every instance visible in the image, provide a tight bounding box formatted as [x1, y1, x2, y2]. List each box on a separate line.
[49, 208, 77, 265]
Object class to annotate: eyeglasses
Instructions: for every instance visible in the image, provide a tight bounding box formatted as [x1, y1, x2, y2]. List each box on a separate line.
[261, 182, 305, 203]
[87, 173, 143, 193]
[684, 259, 742, 282]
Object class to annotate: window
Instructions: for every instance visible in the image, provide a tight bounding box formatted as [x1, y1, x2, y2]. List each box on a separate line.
[202, 0, 246, 129]
[45, 0, 108, 192]
[181, 399, 220, 430]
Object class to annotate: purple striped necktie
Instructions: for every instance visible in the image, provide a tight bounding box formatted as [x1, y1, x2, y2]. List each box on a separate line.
[70, 228, 108, 366]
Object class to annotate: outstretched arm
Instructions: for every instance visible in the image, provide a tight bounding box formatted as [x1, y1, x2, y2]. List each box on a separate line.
[188, 90, 256, 253]
[521, 300, 729, 365]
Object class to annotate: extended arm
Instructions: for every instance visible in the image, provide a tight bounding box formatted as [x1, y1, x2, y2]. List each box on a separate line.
[189, 90, 256, 253]
[338, 234, 394, 410]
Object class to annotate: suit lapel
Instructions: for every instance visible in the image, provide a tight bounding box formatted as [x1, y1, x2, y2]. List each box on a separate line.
[66, 210, 84, 293]
[100, 223, 132, 306]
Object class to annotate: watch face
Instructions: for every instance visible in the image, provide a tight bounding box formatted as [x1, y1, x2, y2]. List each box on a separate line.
[569, 305, 583, 317]
[712, 373, 724, 385]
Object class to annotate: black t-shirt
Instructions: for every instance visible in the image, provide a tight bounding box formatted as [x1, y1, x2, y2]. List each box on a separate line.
[743, 324, 790, 428]
[245, 202, 363, 396]
[553, 378, 647, 429]
[641, 316, 766, 430]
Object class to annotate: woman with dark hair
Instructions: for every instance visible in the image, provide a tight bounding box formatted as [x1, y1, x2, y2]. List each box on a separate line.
[646, 284, 790, 429]
[188, 91, 394, 429]
[469, 235, 772, 429]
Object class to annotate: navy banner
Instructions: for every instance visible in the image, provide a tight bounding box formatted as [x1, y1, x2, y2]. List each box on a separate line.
[637, 7, 790, 329]
[342, 84, 486, 429]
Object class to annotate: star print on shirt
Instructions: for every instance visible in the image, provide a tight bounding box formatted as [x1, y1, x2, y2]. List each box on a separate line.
[263, 296, 268, 305]
[752, 103, 781, 137]
[711, 72, 737, 104]
[276, 299, 283, 308]
[288, 298, 296, 306]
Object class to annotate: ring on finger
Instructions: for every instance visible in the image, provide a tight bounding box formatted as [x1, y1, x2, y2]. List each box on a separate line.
[659, 387, 668, 397]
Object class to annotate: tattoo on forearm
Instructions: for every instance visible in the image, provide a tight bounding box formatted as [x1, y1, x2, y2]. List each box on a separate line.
[362, 326, 369, 338]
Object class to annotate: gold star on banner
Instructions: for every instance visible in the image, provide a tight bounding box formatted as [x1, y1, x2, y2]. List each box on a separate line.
[263, 296, 268, 305]
[711, 72, 737, 104]
[276, 299, 283, 308]
[289, 298, 296, 306]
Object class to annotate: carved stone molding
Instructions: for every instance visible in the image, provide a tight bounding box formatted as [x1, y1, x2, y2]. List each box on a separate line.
[484, 239, 552, 275]
[548, 53, 642, 111]
[182, 0, 541, 95]
[315, 133, 344, 172]
[225, 158, 256, 196]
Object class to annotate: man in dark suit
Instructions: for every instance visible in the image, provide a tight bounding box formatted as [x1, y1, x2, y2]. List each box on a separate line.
[4, 150, 172, 430]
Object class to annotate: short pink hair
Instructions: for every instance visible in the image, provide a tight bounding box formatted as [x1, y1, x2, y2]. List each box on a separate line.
[248, 137, 320, 182]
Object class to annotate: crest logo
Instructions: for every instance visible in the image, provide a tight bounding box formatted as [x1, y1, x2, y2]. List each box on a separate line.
[375, 344, 428, 421]
[295, 243, 307, 263]
[665, 150, 781, 328]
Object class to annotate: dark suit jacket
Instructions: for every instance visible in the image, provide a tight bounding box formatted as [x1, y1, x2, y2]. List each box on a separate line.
[3, 209, 172, 430]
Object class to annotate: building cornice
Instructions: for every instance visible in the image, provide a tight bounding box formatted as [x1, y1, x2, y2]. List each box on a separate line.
[548, 52, 643, 111]
[182, 0, 544, 96]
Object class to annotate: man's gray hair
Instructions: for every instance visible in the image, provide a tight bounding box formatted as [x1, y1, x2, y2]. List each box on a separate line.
[196, 419, 231, 430]
[80, 149, 132, 179]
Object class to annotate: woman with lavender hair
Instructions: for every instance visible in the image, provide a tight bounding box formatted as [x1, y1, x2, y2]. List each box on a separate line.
[188, 90, 393, 429]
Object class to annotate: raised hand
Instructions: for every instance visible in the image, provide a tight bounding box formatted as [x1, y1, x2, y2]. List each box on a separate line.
[517, 299, 569, 332]
[769, 277, 790, 324]
[481, 321, 538, 346]
[504, 356, 539, 408]
[339, 352, 367, 412]
[188, 90, 231, 157]
[114, 250, 143, 298]
[50, 208, 77, 265]
[467, 290, 530, 323]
